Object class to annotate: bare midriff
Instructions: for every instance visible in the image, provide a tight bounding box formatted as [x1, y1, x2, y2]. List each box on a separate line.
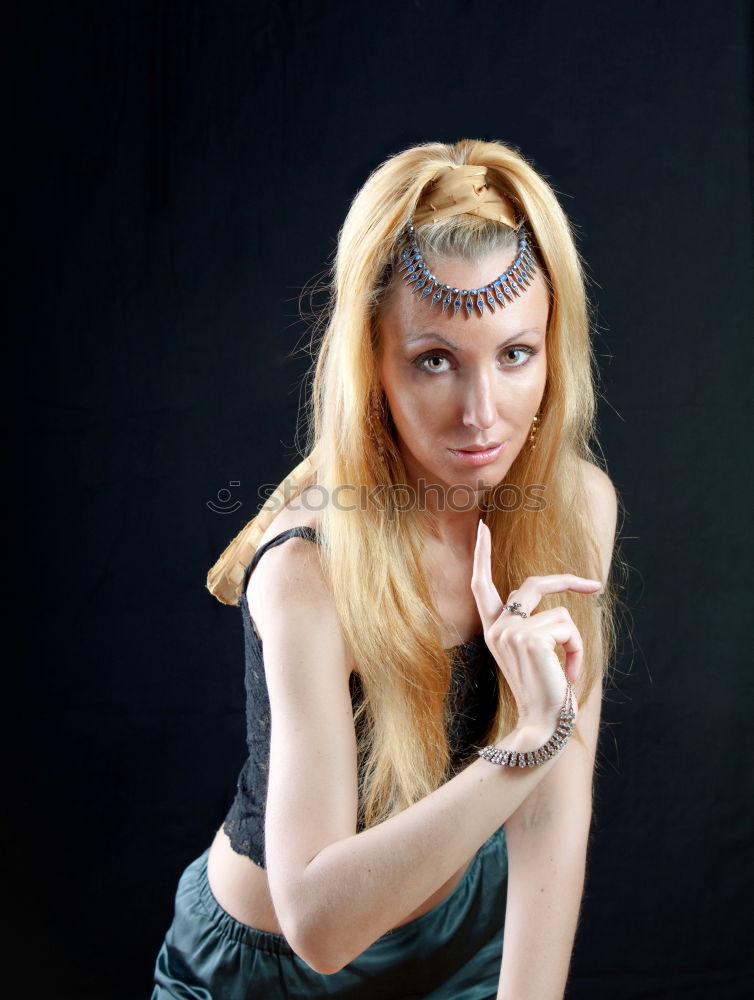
[205, 825, 473, 936]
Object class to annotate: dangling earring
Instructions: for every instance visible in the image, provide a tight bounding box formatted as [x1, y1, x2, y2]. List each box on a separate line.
[529, 408, 543, 450]
[368, 386, 389, 467]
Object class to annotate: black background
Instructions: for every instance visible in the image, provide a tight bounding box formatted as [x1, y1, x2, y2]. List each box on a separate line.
[6, 1, 753, 997]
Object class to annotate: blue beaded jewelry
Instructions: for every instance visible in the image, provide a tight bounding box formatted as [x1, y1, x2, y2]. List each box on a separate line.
[397, 217, 538, 318]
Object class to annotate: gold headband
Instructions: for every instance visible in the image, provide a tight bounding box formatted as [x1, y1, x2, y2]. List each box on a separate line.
[413, 164, 518, 228]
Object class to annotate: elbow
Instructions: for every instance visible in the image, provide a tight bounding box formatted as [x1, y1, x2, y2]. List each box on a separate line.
[292, 939, 348, 976]
[285, 923, 350, 976]
[275, 899, 352, 976]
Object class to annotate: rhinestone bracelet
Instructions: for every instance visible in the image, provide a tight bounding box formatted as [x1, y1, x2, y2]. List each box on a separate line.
[477, 682, 576, 768]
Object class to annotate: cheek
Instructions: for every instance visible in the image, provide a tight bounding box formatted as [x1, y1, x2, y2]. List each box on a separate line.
[511, 375, 546, 411]
[381, 363, 421, 420]
[506, 356, 547, 410]
[388, 391, 434, 437]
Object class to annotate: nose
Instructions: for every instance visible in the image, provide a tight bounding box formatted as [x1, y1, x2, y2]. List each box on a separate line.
[461, 368, 497, 432]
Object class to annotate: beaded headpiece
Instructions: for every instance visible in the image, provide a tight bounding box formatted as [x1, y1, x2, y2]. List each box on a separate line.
[396, 163, 538, 318]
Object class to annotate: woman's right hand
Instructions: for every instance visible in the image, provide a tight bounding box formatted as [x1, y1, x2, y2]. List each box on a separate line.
[471, 520, 602, 728]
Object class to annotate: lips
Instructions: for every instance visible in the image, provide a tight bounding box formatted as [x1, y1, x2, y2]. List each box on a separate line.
[448, 442, 506, 466]
[455, 443, 502, 452]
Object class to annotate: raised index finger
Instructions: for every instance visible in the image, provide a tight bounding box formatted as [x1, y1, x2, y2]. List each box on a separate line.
[470, 520, 505, 629]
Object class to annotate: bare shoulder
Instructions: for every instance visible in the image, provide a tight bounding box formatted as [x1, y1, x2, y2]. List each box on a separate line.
[577, 458, 619, 582]
[246, 489, 353, 679]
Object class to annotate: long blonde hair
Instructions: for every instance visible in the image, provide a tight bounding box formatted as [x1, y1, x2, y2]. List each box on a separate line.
[208, 139, 620, 830]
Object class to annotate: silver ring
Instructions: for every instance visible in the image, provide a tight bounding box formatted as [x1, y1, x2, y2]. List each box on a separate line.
[502, 601, 528, 619]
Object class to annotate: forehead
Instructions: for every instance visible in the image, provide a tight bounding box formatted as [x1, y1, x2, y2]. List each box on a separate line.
[379, 249, 550, 345]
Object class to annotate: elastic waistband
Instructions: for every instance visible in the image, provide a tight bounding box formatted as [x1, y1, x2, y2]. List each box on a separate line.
[192, 849, 295, 955]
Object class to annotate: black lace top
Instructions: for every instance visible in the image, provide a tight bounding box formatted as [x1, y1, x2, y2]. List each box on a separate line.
[222, 525, 499, 868]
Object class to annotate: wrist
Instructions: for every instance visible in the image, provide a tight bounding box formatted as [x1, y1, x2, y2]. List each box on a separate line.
[481, 686, 576, 768]
[495, 722, 557, 755]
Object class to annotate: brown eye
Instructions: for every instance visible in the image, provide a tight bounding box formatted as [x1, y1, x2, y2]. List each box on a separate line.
[502, 347, 535, 367]
[414, 352, 451, 374]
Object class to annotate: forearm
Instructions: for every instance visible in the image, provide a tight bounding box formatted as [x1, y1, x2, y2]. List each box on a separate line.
[285, 723, 561, 973]
[497, 815, 590, 1000]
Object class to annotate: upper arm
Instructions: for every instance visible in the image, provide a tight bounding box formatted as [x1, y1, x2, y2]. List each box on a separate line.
[579, 459, 619, 585]
[564, 460, 619, 801]
[246, 538, 358, 934]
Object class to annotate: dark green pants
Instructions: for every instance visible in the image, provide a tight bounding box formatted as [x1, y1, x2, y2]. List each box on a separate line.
[152, 824, 507, 999]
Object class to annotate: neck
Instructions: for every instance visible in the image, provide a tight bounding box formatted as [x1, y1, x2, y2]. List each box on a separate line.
[416, 480, 488, 559]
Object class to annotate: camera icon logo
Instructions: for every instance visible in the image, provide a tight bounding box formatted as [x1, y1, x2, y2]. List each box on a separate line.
[207, 481, 242, 515]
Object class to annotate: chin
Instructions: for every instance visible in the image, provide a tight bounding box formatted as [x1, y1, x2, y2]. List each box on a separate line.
[441, 463, 502, 493]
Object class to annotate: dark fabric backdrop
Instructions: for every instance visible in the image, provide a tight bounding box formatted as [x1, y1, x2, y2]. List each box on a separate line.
[6, 1, 753, 997]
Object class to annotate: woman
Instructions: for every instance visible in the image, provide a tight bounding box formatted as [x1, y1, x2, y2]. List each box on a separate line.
[152, 138, 620, 999]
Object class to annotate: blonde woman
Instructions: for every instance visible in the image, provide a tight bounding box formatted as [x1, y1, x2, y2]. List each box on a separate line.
[152, 138, 620, 999]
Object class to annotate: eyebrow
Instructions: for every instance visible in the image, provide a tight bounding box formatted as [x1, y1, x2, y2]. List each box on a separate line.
[404, 329, 543, 350]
